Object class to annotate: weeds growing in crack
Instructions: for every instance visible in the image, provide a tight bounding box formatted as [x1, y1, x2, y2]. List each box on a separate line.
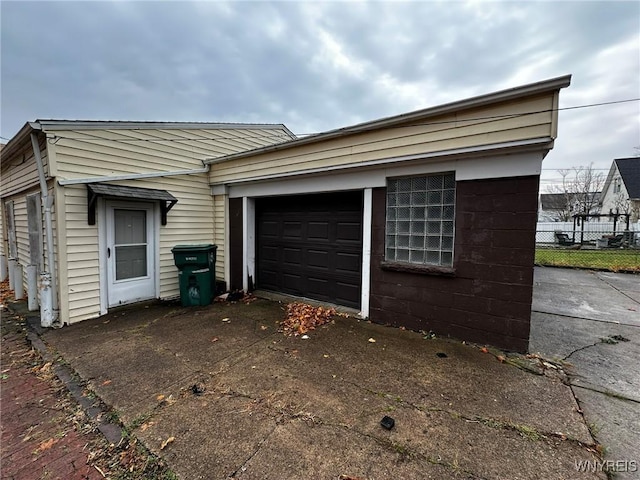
[465, 415, 544, 441]
[128, 413, 153, 431]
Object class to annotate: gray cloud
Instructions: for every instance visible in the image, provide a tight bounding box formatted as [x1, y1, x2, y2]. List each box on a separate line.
[1, 1, 638, 181]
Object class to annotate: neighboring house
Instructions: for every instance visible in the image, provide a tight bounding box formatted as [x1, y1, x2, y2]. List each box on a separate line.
[538, 192, 600, 221]
[599, 157, 640, 222]
[0, 75, 571, 352]
[0, 121, 294, 325]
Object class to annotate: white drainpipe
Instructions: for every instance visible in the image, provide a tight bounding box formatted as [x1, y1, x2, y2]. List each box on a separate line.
[31, 132, 60, 327]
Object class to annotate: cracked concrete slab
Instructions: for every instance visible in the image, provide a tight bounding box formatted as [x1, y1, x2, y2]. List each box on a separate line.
[572, 386, 640, 480]
[530, 267, 640, 478]
[41, 295, 602, 479]
[532, 268, 640, 326]
[530, 312, 639, 361]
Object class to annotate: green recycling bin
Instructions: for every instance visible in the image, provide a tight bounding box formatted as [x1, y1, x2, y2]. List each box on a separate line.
[171, 244, 217, 306]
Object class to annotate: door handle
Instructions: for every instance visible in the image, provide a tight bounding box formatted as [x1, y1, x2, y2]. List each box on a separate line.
[107, 247, 111, 258]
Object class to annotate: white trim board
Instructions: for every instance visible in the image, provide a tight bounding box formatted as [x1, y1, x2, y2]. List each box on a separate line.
[222, 150, 545, 199]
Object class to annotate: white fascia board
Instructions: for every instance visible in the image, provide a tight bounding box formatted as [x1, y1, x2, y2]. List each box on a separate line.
[221, 148, 546, 199]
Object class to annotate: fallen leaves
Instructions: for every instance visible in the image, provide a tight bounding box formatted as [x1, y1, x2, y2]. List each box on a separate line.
[0, 279, 14, 306]
[159, 436, 175, 450]
[38, 437, 60, 451]
[281, 303, 336, 336]
[102, 380, 112, 386]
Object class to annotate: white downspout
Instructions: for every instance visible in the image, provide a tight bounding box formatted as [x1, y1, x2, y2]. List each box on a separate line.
[31, 132, 60, 326]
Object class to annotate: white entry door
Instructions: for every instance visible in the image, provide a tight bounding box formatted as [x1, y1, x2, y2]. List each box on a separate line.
[106, 202, 156, 306]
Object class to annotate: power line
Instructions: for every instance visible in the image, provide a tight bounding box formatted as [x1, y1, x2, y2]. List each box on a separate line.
[6, 97, 639, 145]
[40, 97, 640, 144]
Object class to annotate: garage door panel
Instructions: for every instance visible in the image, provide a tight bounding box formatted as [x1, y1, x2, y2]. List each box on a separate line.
[260, 245, 279, 262]
[308, 222, 329, 240]
[257, 191, 363, 308]
[283, 222, 303, 239]
[307, 249, 329, 269]
[261, 220, 279, 238]
[283, 273, 303, 291]
[335, 282, 360, 305]
[283, 247, 302, 265]
[336, 252, 361, 273]
[307, 277, 330, 298]
[337, 222, 362, 243]
[259, 270, 279, 290]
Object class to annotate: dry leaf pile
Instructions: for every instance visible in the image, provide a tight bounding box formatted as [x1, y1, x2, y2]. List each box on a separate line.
[281, 302, 336, 336]
[1, 279, 13, 308]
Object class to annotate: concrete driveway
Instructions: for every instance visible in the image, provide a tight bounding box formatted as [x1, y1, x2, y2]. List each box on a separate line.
[41, 296, 607, 480]
[530, 267, 640, 480]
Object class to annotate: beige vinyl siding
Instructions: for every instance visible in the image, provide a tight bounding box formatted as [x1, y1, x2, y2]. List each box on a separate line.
[51, 125, 290, 324]
[52, 128, 292, 179]
[58, 175, 214, 323]
[209, 94, 555, 184]
[60, 184, 99, 324]
[213, 195, 226, 282]
[155, 174, 215, 299]
[0, 136, 49, 197]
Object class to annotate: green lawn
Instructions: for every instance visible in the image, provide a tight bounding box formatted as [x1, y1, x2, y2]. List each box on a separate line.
[535, 248, 640, 272]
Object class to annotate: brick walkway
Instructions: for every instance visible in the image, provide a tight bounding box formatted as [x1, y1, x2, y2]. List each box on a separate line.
[1, 316, 102, 480]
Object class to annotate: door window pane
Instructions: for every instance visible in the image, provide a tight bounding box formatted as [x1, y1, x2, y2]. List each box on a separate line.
[115, 210, 146, 244]
[114, 209, 147, 280]
[115, 245, 147, 280]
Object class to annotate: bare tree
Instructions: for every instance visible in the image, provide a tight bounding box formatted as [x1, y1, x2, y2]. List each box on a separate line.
[545, 169, 573, 221]
[545, 164, 605, 221]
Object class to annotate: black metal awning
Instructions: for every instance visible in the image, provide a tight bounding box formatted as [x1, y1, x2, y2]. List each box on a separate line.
[87, 183, 178, 225]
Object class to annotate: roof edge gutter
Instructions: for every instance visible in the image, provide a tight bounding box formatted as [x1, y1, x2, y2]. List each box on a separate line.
[58, 164, 210, 185]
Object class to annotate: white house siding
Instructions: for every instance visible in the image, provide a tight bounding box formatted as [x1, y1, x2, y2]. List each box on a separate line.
[213, 194, 226, 282]
[600, 165, 627, 215]
[50, 125, 291, 324]
[0, 136, 49, 198]
[209, 94, 555, 185]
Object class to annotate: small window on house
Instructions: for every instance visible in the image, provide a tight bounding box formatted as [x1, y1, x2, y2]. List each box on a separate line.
[386, 173, 455, 267]
[614, 178, 621, 194]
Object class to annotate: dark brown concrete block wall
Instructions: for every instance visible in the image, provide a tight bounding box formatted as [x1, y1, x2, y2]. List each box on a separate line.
[369, 176, 540, 352]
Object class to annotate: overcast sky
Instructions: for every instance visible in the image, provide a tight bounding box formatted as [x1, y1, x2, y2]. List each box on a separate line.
[1, 1, 639, 186]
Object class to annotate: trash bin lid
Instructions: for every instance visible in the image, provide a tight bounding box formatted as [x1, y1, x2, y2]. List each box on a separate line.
[171, 244, 217, 252]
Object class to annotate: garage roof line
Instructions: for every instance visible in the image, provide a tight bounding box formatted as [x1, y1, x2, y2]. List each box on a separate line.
[204, 74, 572, 166]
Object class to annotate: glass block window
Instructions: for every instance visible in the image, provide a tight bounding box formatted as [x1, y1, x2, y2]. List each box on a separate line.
[386, 173, 455, 267]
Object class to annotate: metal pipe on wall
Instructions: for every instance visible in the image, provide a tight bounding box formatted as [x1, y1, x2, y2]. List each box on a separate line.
[31, 132, 60, 326]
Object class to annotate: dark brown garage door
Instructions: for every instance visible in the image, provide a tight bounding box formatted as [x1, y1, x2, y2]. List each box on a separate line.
[256, 191, 363, 308]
